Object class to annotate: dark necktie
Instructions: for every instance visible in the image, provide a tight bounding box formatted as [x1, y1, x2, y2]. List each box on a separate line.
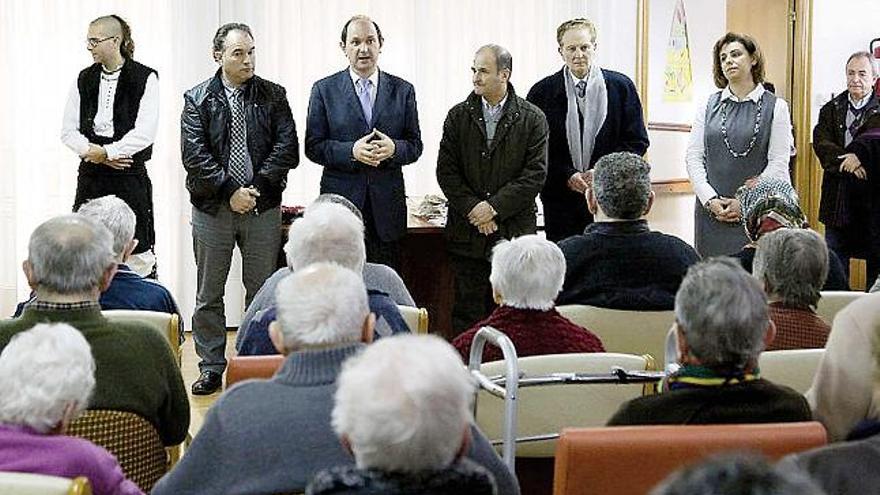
[228, 88, 248, 186]
[576, 80, 587, 99]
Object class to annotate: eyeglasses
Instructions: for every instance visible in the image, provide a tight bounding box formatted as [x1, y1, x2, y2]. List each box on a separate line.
[86, 36, 116, 48]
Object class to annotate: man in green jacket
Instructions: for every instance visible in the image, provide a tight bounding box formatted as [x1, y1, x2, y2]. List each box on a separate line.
[0, 215, 189, 447]
[437, 44, 549, 335]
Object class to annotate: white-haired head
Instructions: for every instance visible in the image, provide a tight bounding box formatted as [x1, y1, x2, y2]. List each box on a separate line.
[283, 203, 365, 273]
[271, 262, 372, 352]
[76, 194, 137, 260]
[25, 215, 116, 297]
[489, 235, 565, 310]
[0, 323, 95, 433]
[332, 335, 475, 473]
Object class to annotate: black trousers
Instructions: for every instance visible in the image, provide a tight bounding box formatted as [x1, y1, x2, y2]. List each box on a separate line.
[361, 193, 401, 271]
[448, 253, 496, 337]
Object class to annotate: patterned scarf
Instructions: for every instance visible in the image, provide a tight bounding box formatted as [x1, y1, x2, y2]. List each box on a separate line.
[736, 176, 806, 242]
[666, 364, 759, 391]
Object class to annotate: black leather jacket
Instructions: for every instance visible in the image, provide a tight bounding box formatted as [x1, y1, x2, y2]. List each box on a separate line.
[181, 70, 299, 214]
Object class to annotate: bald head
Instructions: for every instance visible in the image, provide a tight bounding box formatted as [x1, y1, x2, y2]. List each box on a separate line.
[90, 15, 122, 36]
[88, 14, 134, 60]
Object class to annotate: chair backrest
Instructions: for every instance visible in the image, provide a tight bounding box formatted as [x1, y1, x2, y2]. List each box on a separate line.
[397, 305, 429, 334]
[0, 472, 92, 495]
[476, 352, 653, 457]
[67, 410, 167, 492]
[758, 348, 824, 394]
[556, 305, 674, 364]
[226, 354, 285, 388]
[816, 291, 866, 325]
[553, 421, 827, 495]
[102, 310, 181, 365]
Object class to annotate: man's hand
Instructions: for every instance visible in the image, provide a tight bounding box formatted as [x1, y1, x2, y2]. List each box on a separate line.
[104, 156, 134, 170]
[229, 186, 259, 214]
[854, 165, 867, 180]
[567, 172, 589, 193]
[468, 201, 496, 226]
[353, 131, 381, 167]
[371, 129, 396, 162]
[476, 220, 498, 236]
[839, 153, 862, 175]
[82, 144, 108, 165]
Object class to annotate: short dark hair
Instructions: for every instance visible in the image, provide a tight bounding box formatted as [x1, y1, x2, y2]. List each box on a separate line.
[340, 15, 384, 47]
[213, 23, 253, 54]
[477, 44, 513, 74]
[712, 32, 765, 89]
[592, 152, 652, 220]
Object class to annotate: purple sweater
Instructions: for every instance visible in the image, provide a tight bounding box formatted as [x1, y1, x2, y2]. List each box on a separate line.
[0, 424, 143, 495]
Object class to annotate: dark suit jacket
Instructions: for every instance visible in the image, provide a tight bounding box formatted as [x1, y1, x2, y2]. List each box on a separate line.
[812, 91, 880, 228]
[527, 68, 648, 241]
[305, 69, 422, 241]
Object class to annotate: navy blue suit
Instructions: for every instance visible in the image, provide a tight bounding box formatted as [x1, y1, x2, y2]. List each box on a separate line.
[527, 68, 648, 242]
[305, 69, 422, 243]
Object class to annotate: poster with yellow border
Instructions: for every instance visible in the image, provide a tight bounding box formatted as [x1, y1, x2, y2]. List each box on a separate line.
[663, 0, 693, 102]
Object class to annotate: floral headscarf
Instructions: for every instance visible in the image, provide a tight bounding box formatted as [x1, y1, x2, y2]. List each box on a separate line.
[736, 177, 807, 242]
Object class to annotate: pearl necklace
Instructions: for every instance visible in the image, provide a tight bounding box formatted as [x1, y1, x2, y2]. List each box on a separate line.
[719, 95, 763, 158]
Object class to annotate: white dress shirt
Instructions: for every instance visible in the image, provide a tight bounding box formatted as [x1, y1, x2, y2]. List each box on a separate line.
[685, 84, 793, 204]
[348, 67, 378, 107]
[61, 67, 159, 161]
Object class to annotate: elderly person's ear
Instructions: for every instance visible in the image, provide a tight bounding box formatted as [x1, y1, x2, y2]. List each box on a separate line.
[22, 260, 38, 290]
[361, 313, 376, 344]
[644, 191, 656, 216]
[453, 425, 472, 461]
[122, 238, 138, 261]
[98, 264, 118, 293]
[269, 321, 287, 354]
[586, 186, 598, 215]
[492, 288, 503, 306]
[763, 320, 777, 349]
[675, 323, 692, 364]
[50, 402, 79, 436]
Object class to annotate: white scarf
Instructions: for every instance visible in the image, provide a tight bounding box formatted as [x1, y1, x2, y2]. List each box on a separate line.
[564, 64, 607, 172]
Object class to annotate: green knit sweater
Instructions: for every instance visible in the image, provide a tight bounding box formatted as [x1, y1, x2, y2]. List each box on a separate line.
[0, 306, 190, 446]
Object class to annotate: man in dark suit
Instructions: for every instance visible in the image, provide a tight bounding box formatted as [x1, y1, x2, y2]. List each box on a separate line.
[813, 51, 880, 284]
[305, 15, 423, 270]
[527, 18, 649, 242]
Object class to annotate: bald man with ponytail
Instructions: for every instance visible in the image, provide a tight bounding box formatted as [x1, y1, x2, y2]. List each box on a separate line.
[61, 14, 161, 278]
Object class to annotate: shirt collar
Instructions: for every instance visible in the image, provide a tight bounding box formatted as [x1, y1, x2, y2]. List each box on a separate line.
[565, 65, 591, 86]
[849, 91, 873, 110]
[584, 219, 650, 235]
[482, 93, 509, 113]
[26, 300, 100, 312]
[720, 83, 765, 103]
[349, 67, 379, 89]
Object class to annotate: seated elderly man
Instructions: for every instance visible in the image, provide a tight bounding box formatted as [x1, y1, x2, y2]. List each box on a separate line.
[154, 263, 517, 495]
[308, 335, 499, 495]
[652, 455, 824, 495]
[778, 294, 880, 493]
[236, 193, 414, 351]
[557, 152, 700, 310]
[453, 234, 604, 362]
[235, 202, 409, 358]
[0, 323, 143, 495]
[733, 177, 848, 290]
[753, 229, 831, 350]
[803, 291, 880, 442]
[607, 258, 811, 426]
[0, 215, 188, 446]
[13, 195, 181, 321]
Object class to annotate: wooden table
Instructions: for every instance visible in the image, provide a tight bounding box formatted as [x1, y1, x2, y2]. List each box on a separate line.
[400, 216, 456, 340]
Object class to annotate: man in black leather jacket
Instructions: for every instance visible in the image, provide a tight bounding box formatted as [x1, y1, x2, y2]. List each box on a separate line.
[181, 22, 299, 395]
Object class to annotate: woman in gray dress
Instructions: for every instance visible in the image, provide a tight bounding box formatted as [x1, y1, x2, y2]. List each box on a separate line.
[686, 32, 794, 258]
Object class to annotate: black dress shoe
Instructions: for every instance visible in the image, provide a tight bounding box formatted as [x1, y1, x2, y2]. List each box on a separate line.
[192, 370, 222, 395]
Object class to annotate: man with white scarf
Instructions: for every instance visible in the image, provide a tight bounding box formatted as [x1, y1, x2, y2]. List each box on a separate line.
[527, 17, 649, 242]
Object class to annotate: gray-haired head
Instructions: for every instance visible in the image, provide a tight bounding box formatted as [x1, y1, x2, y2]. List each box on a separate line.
[309, 193, 364, 223]
[274, 262, 369, 350]
[591, 152, 653, 220]
[675, 257, 770, 370]
[753, 229, 828, 309]
[332, 334, 474, 473]
[476, 44, 513, 74]
[284, 202, 366, 273]
[490, 235, 565, 310]
[846, 50, 878, 77]
[76, 195, 135, 259]
[651, 453, 825, 495]
[212, 22, 253, 54]
[0, 323, 95, 433]
[27, 215, 116, 295]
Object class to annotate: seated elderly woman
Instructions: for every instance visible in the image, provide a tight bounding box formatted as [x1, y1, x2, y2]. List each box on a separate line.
[733, 176, 848, 290]
[607, 258, 812, 426]
[753, 229, 831, 350]
[0, 323, 142, 495]
[452, 234, 604, 363]
[307, 335, 496, 495]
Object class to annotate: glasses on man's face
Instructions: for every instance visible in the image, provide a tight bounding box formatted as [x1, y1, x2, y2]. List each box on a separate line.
[86, 36, 115, 49]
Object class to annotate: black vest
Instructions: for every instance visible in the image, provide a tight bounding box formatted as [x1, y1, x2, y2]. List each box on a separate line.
[78, 60, 156, 171]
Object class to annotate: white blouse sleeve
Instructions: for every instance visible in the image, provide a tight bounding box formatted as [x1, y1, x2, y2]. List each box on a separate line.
[758, 97, 794, 184]
[685, 94, 717, 205]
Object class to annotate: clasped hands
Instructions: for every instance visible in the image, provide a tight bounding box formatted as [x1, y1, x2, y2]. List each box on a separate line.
[838, 153, 866, 180]
[81, 143, 133, 170]
[353, 129, 395, 167]
[468, 201, 497, 235]
[567, 170, 593, 194]
[229, 186, 260, 214]
[706, 196, 741, 223]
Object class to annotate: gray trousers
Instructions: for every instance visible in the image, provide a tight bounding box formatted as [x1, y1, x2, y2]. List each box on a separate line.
[192, 205, 281, 373]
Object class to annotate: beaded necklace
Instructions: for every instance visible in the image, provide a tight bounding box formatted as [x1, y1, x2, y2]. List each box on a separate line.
[719, 94, 763, 158]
